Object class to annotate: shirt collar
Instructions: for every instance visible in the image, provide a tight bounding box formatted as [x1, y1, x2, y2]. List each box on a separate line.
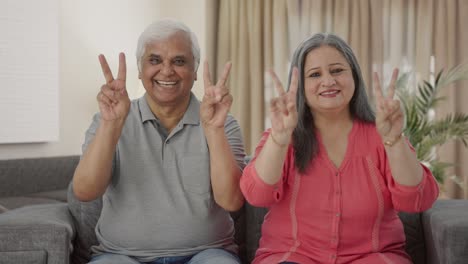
[138, 93, 200, 125]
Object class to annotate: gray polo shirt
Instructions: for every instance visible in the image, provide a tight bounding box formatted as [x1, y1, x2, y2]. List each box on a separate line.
[83, 93, 245, 261]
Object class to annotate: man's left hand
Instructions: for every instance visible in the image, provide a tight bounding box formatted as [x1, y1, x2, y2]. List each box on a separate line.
[200, 61, 233, 129]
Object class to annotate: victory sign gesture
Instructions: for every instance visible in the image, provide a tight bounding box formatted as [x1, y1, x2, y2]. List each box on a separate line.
[97, 52, 130, 122]
[200, 61, 233, 129]
[268, 68, 299, 145]
[373, 69, 404, 145]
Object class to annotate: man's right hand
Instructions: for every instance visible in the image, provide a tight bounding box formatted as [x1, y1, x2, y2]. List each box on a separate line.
[72, 53, 129, 202]
[97, 53, 130, 122]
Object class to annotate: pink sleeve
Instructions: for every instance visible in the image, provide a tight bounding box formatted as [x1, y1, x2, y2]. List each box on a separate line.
[240, 129, 290, 207]
[380, 139, 439, 212]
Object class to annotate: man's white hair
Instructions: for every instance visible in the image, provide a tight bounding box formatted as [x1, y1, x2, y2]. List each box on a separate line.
[136, 19, 200, 73]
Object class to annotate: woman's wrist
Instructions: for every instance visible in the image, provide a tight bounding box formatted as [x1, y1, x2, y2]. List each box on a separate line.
[383, 132, 404, 147]
[270, 132, 289, 147]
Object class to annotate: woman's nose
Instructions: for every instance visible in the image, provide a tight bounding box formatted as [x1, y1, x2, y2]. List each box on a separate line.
[321, 74, 336, 87]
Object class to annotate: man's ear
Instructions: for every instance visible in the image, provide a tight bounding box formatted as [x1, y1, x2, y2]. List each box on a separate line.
[194, 73, 197, 81]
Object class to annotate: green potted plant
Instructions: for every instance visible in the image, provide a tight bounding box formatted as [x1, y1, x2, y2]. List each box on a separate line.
[396, 64, 468, 187]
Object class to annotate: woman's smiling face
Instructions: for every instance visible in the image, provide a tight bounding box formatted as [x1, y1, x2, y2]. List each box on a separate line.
[303, 45, 355, 115]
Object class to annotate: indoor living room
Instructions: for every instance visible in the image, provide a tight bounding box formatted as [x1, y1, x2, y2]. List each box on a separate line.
[1, 1, 467, 264]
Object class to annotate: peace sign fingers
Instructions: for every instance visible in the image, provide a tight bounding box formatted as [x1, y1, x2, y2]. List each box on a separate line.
[203, 61, 232, 102]
[203, 60, 213, 93]
[99, 53, 127, 84]
[386, 68, 399, 100]
[96, 53, 130, 122]
[373, 68, 399, 101]
[268, 68, 298, 143]
[288, 67, 299, 98]
[373, 68, 404, 139]
[99, 54, 114, 84]
[269, 68, 299, 117]
[216, 61, 232, 88]
[116, 52, 127, 83]
[269, 70, 286, 96]
[269, 67, 299, 100]
[200, 60, 233, 129]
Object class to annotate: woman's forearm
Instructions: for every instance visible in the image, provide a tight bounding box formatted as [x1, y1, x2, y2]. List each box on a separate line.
[384, 136, 423, 186]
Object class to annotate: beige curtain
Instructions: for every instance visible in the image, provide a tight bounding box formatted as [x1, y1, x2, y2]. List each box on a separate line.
[205, 0, 289, 155]
[207, 0, 468, 197]
[432, 0, 468, 198]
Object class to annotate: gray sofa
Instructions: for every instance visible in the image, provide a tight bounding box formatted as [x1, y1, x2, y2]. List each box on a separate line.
[0, 156, 468, 264]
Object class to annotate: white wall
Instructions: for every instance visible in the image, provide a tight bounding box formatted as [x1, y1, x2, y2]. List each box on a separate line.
[0, 0, 207, 159]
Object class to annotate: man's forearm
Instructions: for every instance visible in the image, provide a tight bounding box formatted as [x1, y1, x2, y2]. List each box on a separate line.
[204, 128, 244, 211]
[72, 121, 123, 201]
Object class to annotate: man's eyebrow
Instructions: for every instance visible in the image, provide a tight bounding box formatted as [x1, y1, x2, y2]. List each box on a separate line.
[172, 55, 188, 59]
[147, 54, 188, 59]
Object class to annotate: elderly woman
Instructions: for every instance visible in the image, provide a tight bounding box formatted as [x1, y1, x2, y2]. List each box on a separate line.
[240, 33, 439, 264]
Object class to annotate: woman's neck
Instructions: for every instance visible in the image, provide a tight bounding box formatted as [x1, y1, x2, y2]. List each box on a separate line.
[313, 110, 354, 135]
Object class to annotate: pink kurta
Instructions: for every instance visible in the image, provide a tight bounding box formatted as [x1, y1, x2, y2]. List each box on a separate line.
[240, 121, 439, 264]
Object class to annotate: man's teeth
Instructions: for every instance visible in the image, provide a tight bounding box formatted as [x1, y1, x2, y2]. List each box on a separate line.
[155, 80, 177, 86]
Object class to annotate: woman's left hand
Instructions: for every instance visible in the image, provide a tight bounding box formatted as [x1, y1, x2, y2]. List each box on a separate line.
[373, 69, 404, 144]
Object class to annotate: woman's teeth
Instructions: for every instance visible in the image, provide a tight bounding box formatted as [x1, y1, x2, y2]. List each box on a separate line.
[320, 90, 339, 95]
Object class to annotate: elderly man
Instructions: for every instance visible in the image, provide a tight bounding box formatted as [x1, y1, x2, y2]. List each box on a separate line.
[71, 19, 245, 264]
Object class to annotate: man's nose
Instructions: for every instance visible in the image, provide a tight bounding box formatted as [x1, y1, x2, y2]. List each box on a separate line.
[161, 62, 175, 75]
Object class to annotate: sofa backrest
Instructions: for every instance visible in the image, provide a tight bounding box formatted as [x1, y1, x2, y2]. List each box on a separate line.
[398, 211, 427, 264]
[0, 156, 79, 198]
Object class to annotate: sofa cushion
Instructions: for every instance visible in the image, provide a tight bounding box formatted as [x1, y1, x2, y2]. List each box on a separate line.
[67, 183, 102, 264]
[0, 196, 63, 211]
[0, 204, 73, 264]
[0, 205, 7, 214]
[29, 189, 68, 202]
[0, 250, 47, 264]
[244, 203, 267, 263]
[230, 206, 246, 263]
[423, 199, 468, 264]
[398, 211, 426, 264]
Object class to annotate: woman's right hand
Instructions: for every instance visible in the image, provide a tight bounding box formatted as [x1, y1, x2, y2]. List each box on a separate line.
[97, 53, 130, 122]
[268, 67, 299, 145]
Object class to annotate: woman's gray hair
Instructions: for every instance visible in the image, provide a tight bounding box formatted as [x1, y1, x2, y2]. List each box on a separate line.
[288, 33, 375, 173]
[136, 19, 200, 73]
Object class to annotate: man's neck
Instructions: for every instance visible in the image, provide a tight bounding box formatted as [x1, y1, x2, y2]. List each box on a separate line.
[145, 94, 190, 133]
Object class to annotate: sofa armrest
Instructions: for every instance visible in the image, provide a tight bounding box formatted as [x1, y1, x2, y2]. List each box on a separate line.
[0, 203, 75, 264]
[422, 199, 468, 264]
